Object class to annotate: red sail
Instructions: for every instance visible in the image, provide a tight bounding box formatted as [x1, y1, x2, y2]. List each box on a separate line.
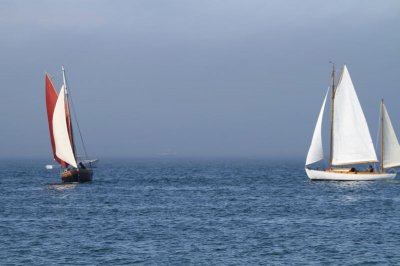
[45, 73, 68, 167]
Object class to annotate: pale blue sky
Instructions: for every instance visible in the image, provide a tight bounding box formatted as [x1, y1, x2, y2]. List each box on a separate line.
[0, 0, 399, 158]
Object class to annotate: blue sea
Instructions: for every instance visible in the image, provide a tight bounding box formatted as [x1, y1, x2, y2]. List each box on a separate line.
[1, 158, 400, 265]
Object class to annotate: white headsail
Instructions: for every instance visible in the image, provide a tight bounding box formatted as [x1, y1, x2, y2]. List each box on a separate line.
[332, 65, 377, 165]
[306, 87, 329, 165]
[381, 102, 400, 169]
[52, 85, 78, 168]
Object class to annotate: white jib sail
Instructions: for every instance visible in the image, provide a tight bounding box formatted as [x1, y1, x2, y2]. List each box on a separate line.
[332, 65, 377, 165]
[382, 102, 400, 168]
[52, 85, 78, 168]
[306, 87, 329, 165]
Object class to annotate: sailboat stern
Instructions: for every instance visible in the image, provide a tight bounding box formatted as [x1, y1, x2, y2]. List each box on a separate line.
[305, 168, 396, 181]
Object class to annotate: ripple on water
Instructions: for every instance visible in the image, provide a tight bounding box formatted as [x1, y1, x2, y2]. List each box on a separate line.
[1, 159, 400, 264]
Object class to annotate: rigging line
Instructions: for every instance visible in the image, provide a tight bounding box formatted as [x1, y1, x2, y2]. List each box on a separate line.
[62, 70, 89, 161]
[67, 89, 89, 160]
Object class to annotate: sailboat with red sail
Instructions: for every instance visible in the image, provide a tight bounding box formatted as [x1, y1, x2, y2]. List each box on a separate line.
[45, 66, 93, 183]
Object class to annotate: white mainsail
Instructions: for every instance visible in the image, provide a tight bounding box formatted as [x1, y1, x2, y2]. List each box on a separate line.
[52, 85, 78, 168]
[306, 87, 329, 165]
[332, 65, 377, 165]
[382, 102, 400, 169]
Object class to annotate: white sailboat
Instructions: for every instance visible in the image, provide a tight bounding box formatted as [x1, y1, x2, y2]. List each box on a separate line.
[305, 64, 398, 181]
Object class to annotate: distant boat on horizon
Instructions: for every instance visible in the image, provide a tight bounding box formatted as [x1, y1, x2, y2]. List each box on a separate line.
[45, 66, 94, 182]
[305, 64, 400, 181]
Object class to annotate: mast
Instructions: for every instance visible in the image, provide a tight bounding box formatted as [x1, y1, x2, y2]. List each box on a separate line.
[381, 99, 384, 172]
[329, 63, 335, 168]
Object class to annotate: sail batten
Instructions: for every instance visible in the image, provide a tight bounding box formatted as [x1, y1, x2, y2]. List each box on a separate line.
[331, 65, 377, 165]
[381, 102, 400, 169]
[52, 85, 77, 168]
[306, 87, 329, 165]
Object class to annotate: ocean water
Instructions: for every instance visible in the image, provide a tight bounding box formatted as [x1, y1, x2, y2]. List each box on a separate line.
[1, 158, 400, 265]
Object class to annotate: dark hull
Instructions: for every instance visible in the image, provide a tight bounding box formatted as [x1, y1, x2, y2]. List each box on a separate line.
[61, 168, 93, 183]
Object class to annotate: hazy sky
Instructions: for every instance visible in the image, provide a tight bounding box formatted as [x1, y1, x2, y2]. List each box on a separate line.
[0, 0, 399, 159]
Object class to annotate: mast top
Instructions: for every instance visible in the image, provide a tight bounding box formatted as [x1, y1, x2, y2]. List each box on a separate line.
[61, 66, 68, 93]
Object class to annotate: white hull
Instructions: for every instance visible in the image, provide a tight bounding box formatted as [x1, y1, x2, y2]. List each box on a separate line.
[305, 168, 396, 181]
